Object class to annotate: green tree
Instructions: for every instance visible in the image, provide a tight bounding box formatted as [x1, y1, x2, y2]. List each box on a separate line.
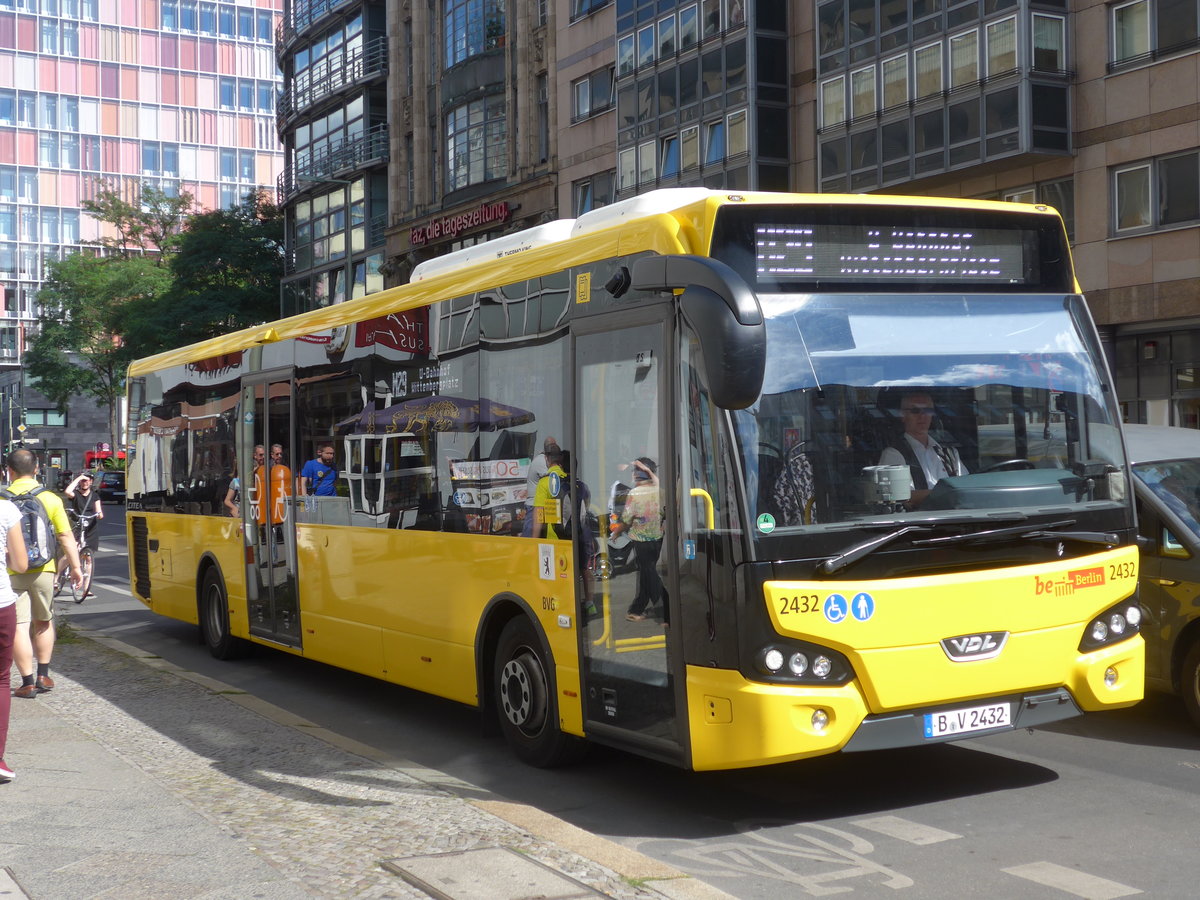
[27, 252, 173, 450]
[81, 183, 195, 259]
[133, 189, 285, 350]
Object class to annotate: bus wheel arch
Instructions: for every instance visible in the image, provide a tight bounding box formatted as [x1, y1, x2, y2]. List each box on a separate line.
[197, 558, 247, 660]
[478, 596, 582, 767]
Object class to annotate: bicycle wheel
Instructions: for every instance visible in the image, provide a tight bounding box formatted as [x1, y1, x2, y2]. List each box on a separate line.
[72, 549, 94, 603]
[52, 559, 68, 597]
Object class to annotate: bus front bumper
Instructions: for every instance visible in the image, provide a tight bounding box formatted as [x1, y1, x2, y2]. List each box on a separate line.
[684, 635, 1143, 770]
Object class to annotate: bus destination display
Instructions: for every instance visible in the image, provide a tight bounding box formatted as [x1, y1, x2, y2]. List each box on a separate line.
[755, 224, 1029, 284]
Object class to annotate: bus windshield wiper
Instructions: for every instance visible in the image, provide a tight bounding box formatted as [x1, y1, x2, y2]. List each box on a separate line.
[911, 519, 1119, 548]
[816, 513, 1031, 575]
[818, 526, 933, 575]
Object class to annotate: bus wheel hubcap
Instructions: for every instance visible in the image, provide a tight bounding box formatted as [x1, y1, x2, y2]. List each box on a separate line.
[501, 649, 546, 733]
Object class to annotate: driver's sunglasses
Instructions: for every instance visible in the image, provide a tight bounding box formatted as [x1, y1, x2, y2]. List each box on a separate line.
[903, 406, 935, 416]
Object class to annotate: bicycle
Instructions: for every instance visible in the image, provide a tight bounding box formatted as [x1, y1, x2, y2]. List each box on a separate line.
[53, 509, 97, 603]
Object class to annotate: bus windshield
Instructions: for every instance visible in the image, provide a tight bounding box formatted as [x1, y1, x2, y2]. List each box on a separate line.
[734, 292, 1127, 535]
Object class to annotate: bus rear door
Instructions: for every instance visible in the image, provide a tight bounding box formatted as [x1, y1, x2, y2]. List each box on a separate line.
[239, 370, 302, 648]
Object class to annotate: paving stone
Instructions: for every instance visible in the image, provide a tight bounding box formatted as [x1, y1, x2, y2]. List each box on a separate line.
[1, 637, 686, 900]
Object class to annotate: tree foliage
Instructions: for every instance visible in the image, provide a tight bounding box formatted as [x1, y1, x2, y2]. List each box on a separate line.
[28, 185, 285, 446]
[28, 252, 172, 445]
[80, 184, 195, 259]
[151, 190, 285, 347]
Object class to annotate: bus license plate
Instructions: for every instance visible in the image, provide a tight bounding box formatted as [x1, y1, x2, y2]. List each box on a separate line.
[923, 702, 1011, 738]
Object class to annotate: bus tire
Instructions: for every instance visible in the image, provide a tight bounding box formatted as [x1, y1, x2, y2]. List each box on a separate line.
[1182, 641, 1200, 729]
[200, 568, 246, 660]
[493, 616, 582, 767]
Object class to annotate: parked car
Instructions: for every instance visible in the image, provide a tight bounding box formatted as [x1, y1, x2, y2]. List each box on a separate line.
[1125, 424, 1200, 727]
[96, 470, 126, 505]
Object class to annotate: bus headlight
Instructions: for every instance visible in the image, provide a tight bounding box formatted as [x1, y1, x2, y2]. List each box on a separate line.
[1079, 600, 1142, 652]
[753, 641, 853, 685]
[762, 648, 785, 672]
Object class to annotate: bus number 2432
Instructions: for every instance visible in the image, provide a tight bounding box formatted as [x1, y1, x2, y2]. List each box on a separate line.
[779, 595, 820, 615]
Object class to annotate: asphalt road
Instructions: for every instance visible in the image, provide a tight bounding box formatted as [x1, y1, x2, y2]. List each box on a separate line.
[70, 512, 1200, 899]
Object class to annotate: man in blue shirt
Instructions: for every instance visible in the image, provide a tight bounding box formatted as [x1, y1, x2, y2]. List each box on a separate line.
[299, 443, 338, 497]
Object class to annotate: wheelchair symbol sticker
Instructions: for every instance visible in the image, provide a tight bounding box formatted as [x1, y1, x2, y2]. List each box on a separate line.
[852, 592, 875, 621]
[824, 594, 848, 623]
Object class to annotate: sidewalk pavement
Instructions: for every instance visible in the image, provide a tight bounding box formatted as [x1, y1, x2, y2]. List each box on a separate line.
[1, 629, 736, 900]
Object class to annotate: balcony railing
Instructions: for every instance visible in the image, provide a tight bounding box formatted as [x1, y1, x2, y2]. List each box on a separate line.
[275, 0, 360, 62]
[277, 36, 388, 130]
[276, 123, 390, 204]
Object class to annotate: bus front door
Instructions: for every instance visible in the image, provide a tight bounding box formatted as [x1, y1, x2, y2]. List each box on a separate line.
[239, 372, 302, 649]
[575, 320, 682, 762]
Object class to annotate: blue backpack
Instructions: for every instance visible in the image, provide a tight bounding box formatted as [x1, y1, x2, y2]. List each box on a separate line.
[1, 486, 57, 568]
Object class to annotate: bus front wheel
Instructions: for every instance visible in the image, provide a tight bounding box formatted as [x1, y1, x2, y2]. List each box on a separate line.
[200, 569, 246, 660]
[493, 617, 581, 767]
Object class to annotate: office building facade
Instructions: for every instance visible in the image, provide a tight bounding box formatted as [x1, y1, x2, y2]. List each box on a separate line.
[274, 0, 1200, 430]
[813, 0, 1200, 427]
[0, 0, 285, 468]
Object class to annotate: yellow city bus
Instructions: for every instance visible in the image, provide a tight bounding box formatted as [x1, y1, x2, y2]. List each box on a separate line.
[125, 189, 1144, 770]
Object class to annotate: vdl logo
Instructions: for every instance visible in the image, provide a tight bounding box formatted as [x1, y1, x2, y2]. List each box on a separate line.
[940, 631, 1009, 662]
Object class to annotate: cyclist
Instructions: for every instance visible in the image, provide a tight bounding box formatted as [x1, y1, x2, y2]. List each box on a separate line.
[63, 472, 102, 598]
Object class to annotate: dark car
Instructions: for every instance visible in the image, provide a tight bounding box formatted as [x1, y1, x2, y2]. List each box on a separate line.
[1125, 424, 1200, 727]
[96, 470, 126, 504]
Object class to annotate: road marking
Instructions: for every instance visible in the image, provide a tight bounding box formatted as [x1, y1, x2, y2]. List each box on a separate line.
[851, 816, 961, 845]
[1002, 862, 1141, 899]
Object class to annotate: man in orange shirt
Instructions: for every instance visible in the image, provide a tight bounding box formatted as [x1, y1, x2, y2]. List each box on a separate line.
[252, 444, 292, 566]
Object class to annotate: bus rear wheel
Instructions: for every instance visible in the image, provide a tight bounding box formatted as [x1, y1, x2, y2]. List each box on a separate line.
[493, 617, 581, 767]
[200, 568, 246, 660]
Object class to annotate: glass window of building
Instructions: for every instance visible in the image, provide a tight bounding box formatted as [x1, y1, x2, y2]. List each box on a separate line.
[704, 119, 725, 163]
[727, 109, 747, 155]
[915, 42, 943, 97]
[819, 0, 845, 54]
[1157, 0, 1198, 52]
[1112, 0, 1149, 62]
[1114, 163, 1151, 230]
[445, 95, 506, 190]
[882, 54, 908, 108]
[638, 24, 655, 67]
[1033, 14, 1066, 71]
[573, 67, 615, 120]
[950, 30, 979, 87]
[573, 170, 614, 215]
[681, 124, 699, 170]
[1158, 152, 1200, 225]
[661, 135, 679, 176]
[659, 15, 675, 57]
[851, 65, 876, 119]
[821, 76, 846, 127]
[986, 17, 1016, 73]
[618, 146, 636, 189]
[637, 139, 655, 183]
[444, 0, 505, 67]
[679, 5, 698, 49]
[618, 34, 635, 76]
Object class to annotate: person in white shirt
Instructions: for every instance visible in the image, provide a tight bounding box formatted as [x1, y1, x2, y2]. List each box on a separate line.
[878, 391, 966, 508]
[0, 495, 29, 782]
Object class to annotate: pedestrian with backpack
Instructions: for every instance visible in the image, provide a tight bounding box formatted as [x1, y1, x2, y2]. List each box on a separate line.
[3, 449, 82, 700]
[0, 490, 28, 782]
